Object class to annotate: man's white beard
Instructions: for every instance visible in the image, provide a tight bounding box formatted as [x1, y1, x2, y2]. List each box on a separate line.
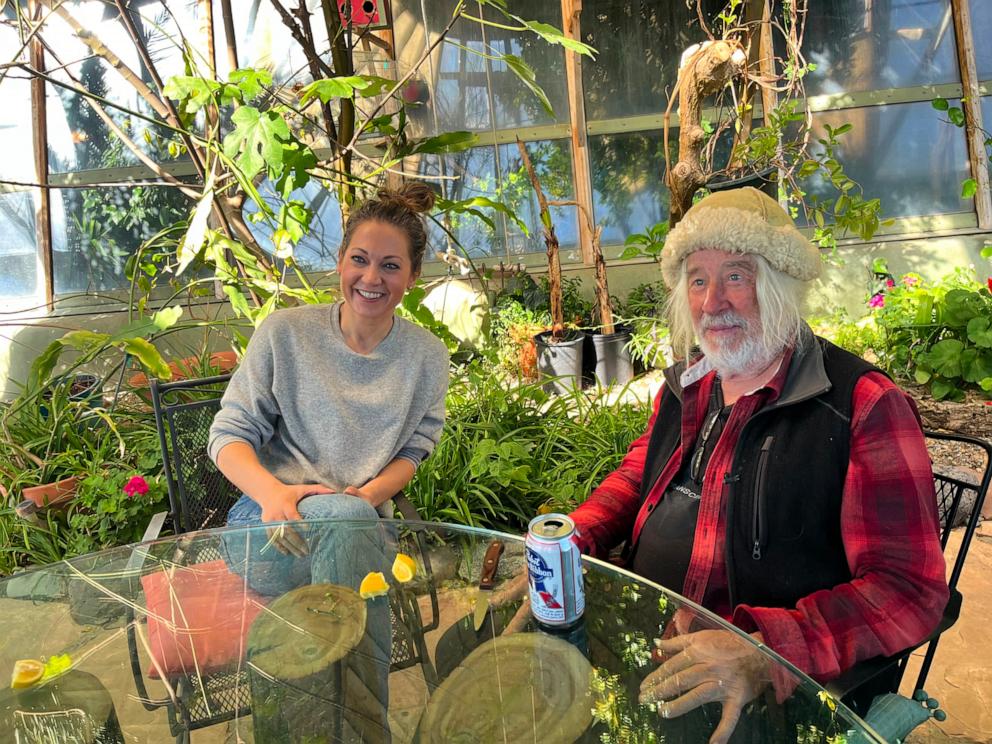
[696, 311, 782, 378]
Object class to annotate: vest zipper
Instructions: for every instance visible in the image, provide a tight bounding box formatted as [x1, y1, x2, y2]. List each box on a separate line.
[751, 436, 774, 560]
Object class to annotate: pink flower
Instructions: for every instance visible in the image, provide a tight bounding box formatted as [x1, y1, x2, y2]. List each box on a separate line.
[123, 475, 149, 498]
[885, 278, 895, 288]
[868, 294, 885, 309]
[903, 276, 919, 287]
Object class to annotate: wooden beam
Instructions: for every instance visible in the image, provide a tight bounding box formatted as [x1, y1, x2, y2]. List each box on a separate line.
[29, 0, 54, 310]
[560, 0, 595, 264]
[950, 0, 992, 229]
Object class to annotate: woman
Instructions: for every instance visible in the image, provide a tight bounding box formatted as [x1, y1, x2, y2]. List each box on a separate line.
[208, 183, 448, 739]
[209, 181, 448, 555]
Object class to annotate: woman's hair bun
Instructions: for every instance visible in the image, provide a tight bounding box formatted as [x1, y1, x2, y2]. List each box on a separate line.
[376, 181, 436, 214]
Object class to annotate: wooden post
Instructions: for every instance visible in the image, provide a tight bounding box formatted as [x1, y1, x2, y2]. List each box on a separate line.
[560, 0, 596, 264]
[28, 0, 54, 310]
[950, 0, 992, 229]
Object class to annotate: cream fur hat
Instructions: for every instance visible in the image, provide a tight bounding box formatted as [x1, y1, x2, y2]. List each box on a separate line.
[661, 187, 821, 288]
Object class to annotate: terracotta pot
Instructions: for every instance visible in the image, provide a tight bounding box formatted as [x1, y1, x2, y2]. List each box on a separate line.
[128, 350, 238, 388]
[22, 476, 79, 510]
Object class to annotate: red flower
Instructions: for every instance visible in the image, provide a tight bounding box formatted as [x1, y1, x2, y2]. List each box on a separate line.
[987, 277, 992, 292]
[885, 278, 895, 288]
[123, 475, 149, 498]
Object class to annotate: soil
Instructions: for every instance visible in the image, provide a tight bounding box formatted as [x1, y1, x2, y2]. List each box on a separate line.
[904, 384, 992, 473]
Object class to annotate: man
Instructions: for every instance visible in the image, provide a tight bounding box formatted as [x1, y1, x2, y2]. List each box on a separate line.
[568, 187, 948, 743]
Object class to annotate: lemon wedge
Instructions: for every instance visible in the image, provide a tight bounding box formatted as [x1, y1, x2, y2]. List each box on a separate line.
[391, 553, 417, 583]
[10, 659, 44, 689]
[359, 571, 389, 599]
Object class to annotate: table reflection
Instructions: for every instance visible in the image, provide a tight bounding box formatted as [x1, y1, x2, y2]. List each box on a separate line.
[0, 520, 883, 743]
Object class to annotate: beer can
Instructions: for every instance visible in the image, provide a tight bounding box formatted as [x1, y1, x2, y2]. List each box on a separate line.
[526, 513, 585, 628]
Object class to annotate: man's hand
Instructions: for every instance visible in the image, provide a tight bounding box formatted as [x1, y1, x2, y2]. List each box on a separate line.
[639, 629, 770, 744]
[257, 483, 332, 557]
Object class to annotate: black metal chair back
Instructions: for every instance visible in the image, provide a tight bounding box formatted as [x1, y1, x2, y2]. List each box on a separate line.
[150, 375, 239, 534]
[138, 373, 439, 740]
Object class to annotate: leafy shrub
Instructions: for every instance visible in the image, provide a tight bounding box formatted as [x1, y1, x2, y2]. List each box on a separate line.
[870, 266, 992, 400]
[617, 280, 671, 370]
[408, 361, 649, 531]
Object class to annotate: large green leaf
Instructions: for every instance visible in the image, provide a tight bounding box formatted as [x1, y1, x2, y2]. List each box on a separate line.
[411, 131, 478, 155]
[299, 76, 375, 105]
[229, 68, 273, 100]
[942, 289, 984, 326]
[967, 316, 992, 348]
[517, 19, 595, 58]
[163, 76, 222, 113]
[501, 54, 553, 117]
[962, 348, 992, 383]
[121, 338, 172, 381]
[177, 184, 214, 276]
[222, 107, 291, 179]
[436, 195, 529, 235]
[930, 377, 957, 401]
[926, 338, 964, 378]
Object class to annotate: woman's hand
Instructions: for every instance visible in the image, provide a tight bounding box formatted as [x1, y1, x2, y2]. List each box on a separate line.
[258, 483, 333, 557]
[639, 629, 770, 744]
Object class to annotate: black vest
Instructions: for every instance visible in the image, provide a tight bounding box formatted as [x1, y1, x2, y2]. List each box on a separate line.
[637, 338, 880, 610]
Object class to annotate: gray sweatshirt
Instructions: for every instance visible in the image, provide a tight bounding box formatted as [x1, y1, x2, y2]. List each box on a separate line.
[208, 302, 449, 508]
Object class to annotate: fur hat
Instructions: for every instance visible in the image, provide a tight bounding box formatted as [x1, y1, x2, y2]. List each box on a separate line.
[661, 187, 821, 288]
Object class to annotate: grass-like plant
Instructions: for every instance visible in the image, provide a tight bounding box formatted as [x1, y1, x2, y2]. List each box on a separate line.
[407, 361, 650, 531]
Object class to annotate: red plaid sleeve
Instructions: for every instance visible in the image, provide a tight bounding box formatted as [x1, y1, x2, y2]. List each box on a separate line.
[734, 372, 948, 688]
[569, 385, 664, 558]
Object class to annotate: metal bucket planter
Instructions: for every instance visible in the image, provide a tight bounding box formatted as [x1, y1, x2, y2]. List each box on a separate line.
[534, 330, 585, 395]
[590, 327, 635, 388]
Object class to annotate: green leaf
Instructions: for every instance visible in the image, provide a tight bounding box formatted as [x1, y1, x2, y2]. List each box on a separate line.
[833, 123, 853, 136]
[152, 306, 183, 331]
[501, 53, 553, 117]
[177, 184, 214, 276]
[914, 366, 932, 384]
[411, 130, 478, 155]
[163, 76, 221, 113]
[436, 195, 529, 235]
[930, 377, 956, 400]
[927, 338, 964, 378]
[981, 243, 992, 259]
[962, 178, 978, 199]
[619, 245, 642, 260]
[943, 289, 983, 325]
[229, 68, 272, 100]
[948, 107, 966, 127]
[299, 76, 374, 105]
[27, 340, 67, 392]
[120, 338, 172, 380]
[962, 349, 992, 383]
[932, 97, 949, 111]
[517, 19, 595, 58]
[968, 317, 992, 348]
[222, 107, 291, 179]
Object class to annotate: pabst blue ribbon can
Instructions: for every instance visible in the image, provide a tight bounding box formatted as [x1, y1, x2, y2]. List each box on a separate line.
[526, 513, 585, 628]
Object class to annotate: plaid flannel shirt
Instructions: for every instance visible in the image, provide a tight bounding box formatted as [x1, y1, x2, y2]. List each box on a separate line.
[570, 347, 948, 687]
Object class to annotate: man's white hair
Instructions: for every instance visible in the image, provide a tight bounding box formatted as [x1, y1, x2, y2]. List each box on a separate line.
[666, 254, 807, 363]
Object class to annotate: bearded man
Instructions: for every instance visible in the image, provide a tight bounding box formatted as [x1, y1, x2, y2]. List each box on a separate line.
[568, 188, 948, 742]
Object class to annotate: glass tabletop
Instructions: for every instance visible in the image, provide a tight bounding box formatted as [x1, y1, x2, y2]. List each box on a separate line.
[0, 519, 883, 743]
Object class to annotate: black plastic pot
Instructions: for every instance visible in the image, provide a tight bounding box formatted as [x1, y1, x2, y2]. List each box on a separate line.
[590, 328, 635, 388]
[534, 330, 585, 395]
[40, 373, 103, 417]
[707, 165, 778, 199]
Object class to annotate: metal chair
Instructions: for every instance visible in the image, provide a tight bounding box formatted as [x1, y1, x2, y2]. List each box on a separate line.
[831, 429, 992, 719]
[127, 374, 439, 741]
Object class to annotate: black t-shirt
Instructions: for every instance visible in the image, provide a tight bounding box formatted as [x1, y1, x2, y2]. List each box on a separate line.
[630, 385, 731, 592]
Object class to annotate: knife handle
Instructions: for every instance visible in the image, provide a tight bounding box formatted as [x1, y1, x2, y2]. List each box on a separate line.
[479, 540, 505, 590]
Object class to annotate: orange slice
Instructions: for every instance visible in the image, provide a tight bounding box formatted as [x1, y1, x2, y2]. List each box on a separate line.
[10, 659, 44, 689]
[359, 571, 389, 599]
[391, 553, 417, 583]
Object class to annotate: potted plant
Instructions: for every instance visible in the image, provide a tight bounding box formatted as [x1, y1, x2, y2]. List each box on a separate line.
[516, 139, 585, 394]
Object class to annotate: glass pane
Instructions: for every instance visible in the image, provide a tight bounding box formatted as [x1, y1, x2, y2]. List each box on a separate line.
[497, 139, 578, 254]
[52, 183, 190, 293]
[580, 0, 724, 120]
[0, 27, 36, 183]
[799, 101, 970, 221]
[419, 145, 501, 258]
[244, 180, 345, 272]
[44, 1, 196, 172]
[589, 131, 668, 244]
[0, 191, 39, 299]
[406, 0, 568, 133]
[803, 0, 958, 96]
[972, 0, 992, 80]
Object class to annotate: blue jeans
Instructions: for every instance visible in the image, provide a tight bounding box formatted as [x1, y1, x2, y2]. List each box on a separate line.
[223, 493, 394, 741]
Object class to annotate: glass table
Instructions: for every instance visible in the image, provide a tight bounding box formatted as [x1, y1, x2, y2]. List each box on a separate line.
[0, 520, 883, 743]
